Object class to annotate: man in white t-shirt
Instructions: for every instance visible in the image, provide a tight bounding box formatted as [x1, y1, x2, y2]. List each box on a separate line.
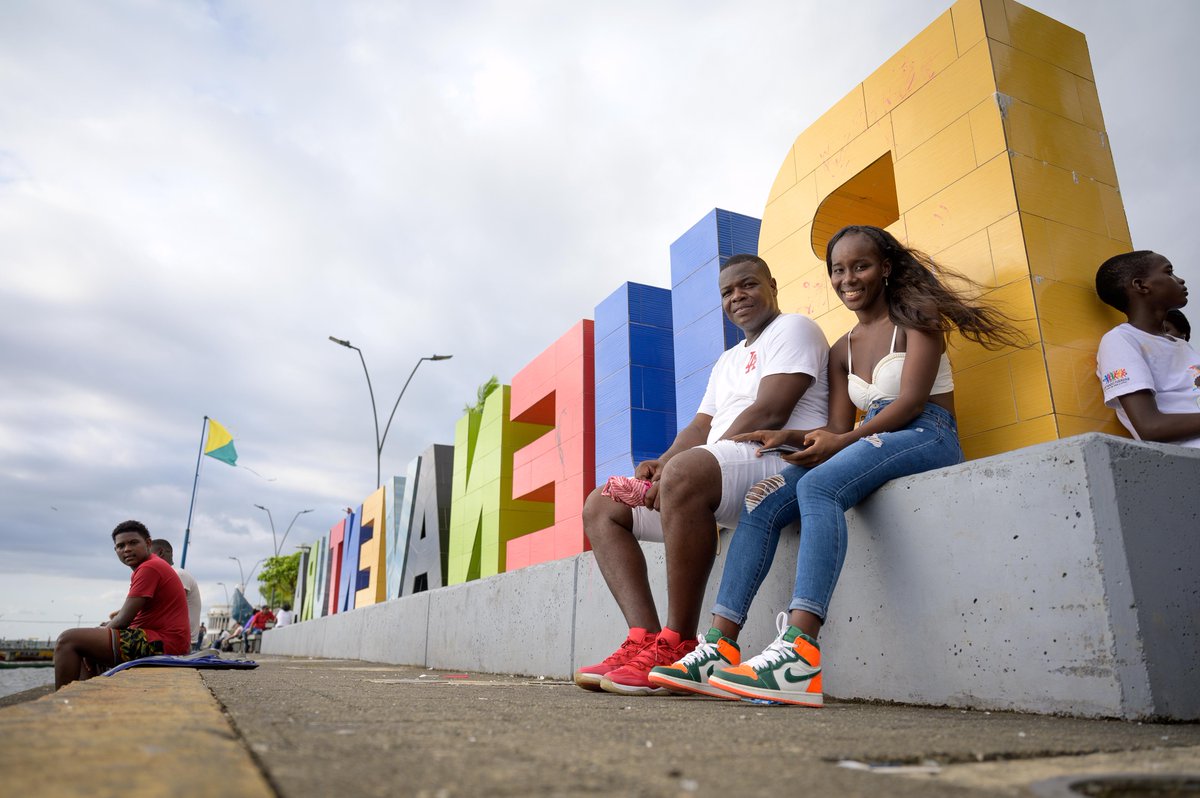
[1095, 250, 1200, 449]
[576, 254, 829, 695]
[151, 539, 202, 643]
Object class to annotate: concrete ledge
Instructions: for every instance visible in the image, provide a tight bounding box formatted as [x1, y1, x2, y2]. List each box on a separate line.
[264, 434, 1200, 719]
[0, 668, 272, 797]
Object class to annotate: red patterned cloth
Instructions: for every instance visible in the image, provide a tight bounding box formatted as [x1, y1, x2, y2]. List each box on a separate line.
[600, 476, 652, 507]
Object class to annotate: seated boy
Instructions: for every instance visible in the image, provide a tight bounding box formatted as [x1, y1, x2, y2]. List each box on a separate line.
[53, 520, 192, 689]
[1094, 251, 1200, 447]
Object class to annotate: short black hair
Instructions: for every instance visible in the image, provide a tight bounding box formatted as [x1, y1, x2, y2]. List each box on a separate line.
[150, 538, 173, 555]
[282, 602, 292, 611]
[1095, 250, 1158, 312]
[1165, 309, 1191, 341]
[720, 254, 771, 277]
[112, 520, 151, 542]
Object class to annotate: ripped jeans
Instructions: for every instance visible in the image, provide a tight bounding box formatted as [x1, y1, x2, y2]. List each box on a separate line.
[712, 401, 963, 626]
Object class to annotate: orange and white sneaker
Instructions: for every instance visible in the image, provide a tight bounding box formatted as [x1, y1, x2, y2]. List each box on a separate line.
[573, 628, 657, 691]
[647, 628, 741, 698]
[709, 613, 822, 707]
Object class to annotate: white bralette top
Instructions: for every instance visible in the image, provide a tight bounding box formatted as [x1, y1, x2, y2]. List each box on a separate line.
[846, 326, 954, 411]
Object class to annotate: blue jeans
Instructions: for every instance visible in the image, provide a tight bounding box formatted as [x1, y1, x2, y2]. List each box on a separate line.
[712, 401, 963, 625]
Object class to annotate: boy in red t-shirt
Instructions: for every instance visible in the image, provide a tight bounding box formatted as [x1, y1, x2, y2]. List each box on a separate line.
[53, 520, 192, 689]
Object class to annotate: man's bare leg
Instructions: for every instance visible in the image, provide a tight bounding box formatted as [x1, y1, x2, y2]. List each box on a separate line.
[657, 449, 723, 637]
[582, 489, 660, 632]
[54, 627, 116, 690]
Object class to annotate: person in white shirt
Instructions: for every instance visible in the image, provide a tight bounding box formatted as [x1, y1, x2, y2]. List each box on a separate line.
[150, 539, 202, 642]
[575, 254, 830, 695]
[1095, 251, 1200, 448]
[274, 603, 294, 627]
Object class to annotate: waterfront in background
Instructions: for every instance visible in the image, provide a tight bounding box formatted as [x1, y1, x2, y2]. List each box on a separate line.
[0, 666, 54, 699]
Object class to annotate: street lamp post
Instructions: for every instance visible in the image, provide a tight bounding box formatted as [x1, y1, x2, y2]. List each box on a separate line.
[217, 581, 230, 604]
[252, 506, 314, 606]
[328, 337, 452, 489]
[228, 556, 245, 591]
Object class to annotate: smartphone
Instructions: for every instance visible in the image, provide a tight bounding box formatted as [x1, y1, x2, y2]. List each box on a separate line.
[759, 443, 802, 455]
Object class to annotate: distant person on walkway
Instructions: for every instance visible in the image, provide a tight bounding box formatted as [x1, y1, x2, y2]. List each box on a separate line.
[275, 603, 294, 627]
[246, 606, 275, 653]
[196, 622, 208, 652]
[648, 225, 1024, 705]
[574, 254, 830, 695]
[53, 520, 191, 689]
[1095, 251, 1199, 447]
[150, 538, 201, 646]
[1164, 308, 1191, 342]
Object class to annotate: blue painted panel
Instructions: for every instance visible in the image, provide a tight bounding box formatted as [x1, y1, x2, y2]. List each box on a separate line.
[594, 282, 630, 343]
[595, 369, 631, 426]
[595, 414, 632, 465]
[670, 257, 720, 330]
[628, 283, 673, 329]
[629, 324, 673, 372]
[673, 308, 729, 381]
[338, 510, 362, 613]
[595, 322, 630, 377]
[631, 409, 677, 462]
[675, 368, 713, 431]
[637, 366, 676, 412]
[669, 209, 719, 285]
[596, 455, 634, 484]
[717, 209, 762, 258]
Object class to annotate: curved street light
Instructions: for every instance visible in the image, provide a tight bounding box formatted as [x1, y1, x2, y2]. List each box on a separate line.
[328, 337, 452, 489]
[254, 505, 314, 558]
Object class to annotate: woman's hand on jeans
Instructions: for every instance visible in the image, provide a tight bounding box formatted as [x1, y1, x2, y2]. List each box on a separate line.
[788, 429, 849, 466]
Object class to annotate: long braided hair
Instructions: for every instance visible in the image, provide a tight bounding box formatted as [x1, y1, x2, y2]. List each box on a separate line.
[825, 225, 1025, 350]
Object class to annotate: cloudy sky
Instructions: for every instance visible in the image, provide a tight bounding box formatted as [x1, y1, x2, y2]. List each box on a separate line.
[2, 1, 1196, 642]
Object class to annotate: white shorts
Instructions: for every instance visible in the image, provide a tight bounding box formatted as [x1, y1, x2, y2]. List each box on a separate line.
[630, 440, 788, 542]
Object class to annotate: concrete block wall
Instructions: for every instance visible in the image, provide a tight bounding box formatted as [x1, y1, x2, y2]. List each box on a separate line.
[265, 434, 1200, 720]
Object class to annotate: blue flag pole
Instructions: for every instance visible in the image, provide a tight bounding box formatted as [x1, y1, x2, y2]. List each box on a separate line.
[180, 416, 209, 569]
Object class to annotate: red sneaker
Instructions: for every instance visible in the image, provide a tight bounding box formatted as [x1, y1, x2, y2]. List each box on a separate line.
[573, 628, 657, 691]
[599, 630, 697, 696]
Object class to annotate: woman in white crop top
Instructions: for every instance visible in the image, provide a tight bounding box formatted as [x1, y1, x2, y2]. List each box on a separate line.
[664, 225, 1024, 706]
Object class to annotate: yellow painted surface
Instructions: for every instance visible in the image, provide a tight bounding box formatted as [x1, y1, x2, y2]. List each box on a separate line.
[1003, 99, 1117, 186]
[890, 39, 995, 158]
[950, 0, 987, 56]
[1011, 154, 1107, 237]
[934, 227, 995, 286]
[961, 415, 1058, 460]
[895, 116, 977, 211]
[1045, 343, 1110, 420]
[992, 40, 1084, 124]
[905, 152, 1017, 254]
[987, 212, 1030, 287]
[792, 86, 868, 181]
[863, 10, 958, 126]
[0, 669, 273, 798]
[967, 96, 1007, 166]
[1033, 278, 1119, 351]
[355, 486, 388, 608]
[1002, 0, 1093, 80]
[767, 145, 797, 204]
[1057, 413, 1129, 440]
[980, 0, 1011, 45]
[761, 171, 818, 253]
[758, 0, 1132, 459]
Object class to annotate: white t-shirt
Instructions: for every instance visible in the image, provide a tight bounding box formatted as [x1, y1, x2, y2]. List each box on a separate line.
[275, 609, 294, 627]
[173, 566, 202, 639]
[1096, 322, 1200, 448]
[698, 313, 829, 442]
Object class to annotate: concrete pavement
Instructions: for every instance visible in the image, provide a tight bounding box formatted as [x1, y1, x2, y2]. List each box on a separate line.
[3, 656, 1198, 797]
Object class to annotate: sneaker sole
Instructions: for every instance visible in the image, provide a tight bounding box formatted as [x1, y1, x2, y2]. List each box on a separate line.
[573, 672, 606, 691]
[599, 675, 669, 696]
[708, 676, 823, 707]
[647, 671, 739, 700]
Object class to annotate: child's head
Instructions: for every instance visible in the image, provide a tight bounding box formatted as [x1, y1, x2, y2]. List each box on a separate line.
[1164, 309, 1191, 341]
[1095, 251, 1187, 314]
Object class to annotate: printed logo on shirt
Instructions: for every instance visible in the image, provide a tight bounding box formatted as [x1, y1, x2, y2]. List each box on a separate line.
[1101, 368, 1129, 388]
[745, 351, 758, 374]
[1189, 365, 1200, 390]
